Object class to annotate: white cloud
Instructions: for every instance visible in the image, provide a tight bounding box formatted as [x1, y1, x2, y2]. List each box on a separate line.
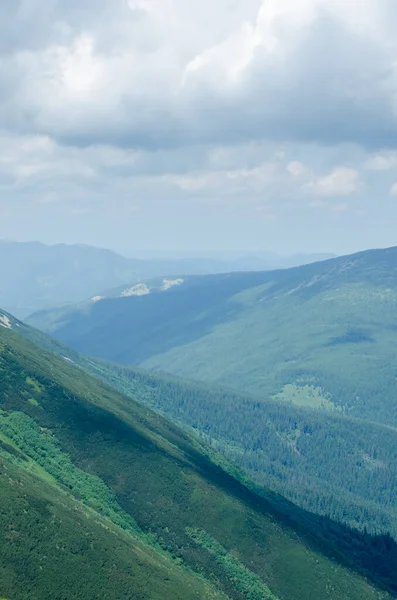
[390, 182, 397, 196]
[365, 154, 397, 170]
[304, 167, 359, 197]
[163, 162, 278, 194]
[287, 161, 307, 177]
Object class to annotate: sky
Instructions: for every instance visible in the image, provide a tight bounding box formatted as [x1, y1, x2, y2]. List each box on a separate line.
[1, 0, 397, 256]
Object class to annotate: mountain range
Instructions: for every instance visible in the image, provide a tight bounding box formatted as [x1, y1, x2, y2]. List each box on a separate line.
[2, 243, 397, 598]
[28, 245, 397, 428]
[0, 240, 334, 318]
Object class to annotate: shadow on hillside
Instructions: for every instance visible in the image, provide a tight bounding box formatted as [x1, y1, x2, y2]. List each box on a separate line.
[48, 378, 397, 597]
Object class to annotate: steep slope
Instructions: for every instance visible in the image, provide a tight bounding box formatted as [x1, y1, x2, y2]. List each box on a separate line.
[4, 309, 397, 543]
[5, 310, 397, 542]
[0, 457, 222, 600]
[28, 246, 397, 427]
[0, 325, 396, 599]
[78, 365, 397, 540]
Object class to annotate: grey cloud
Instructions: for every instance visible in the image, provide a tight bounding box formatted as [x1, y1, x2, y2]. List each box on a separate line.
[2, 2, 397, 258]
[0, 1, 396, 151]
[182, 12, 397, 149]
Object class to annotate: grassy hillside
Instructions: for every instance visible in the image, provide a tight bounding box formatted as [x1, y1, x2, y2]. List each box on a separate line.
[0, 456, 222, 600]
[0, 325, 396, 599]
[27, 246, 397, 428]
[6, 309, 397, 544]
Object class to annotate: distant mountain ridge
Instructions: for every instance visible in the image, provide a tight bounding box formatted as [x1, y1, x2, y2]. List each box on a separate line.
[0, 239, 335, 318]
[27, 245, 397, 429]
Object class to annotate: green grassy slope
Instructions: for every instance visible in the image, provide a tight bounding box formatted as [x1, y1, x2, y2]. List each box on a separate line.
[0, 325, 396, 600]
[6, 309, 397, 545]
[26, 246, 397, 427]
[0, 456, 221, 600]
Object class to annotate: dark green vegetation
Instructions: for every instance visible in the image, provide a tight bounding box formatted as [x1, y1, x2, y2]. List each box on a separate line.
[0, 325, 396, 599]
[0, 457, 220, 600]
[28, 246, 397, 429]
[73, 364, 397, 540]
[186, 528, 279, 600]
[7, 308, 397, 545]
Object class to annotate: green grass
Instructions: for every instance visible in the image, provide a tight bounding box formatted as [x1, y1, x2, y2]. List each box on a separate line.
[0, 410, 141, 536]
[0, 325, 395, 599]
[0, 455, 221, 600]
[139, 280, 397, 429]
[273, 383, 337, 410]
[187, 528, 280, 600]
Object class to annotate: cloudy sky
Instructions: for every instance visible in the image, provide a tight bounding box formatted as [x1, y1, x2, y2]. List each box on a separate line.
[1, 0, 397, 256]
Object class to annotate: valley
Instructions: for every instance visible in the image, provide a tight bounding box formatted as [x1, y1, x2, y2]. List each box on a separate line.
[2, 247, 397, 599]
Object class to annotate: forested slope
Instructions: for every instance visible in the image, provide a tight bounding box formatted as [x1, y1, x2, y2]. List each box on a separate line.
[84, 363, 397, 539]
[0, 324, 396, 599]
